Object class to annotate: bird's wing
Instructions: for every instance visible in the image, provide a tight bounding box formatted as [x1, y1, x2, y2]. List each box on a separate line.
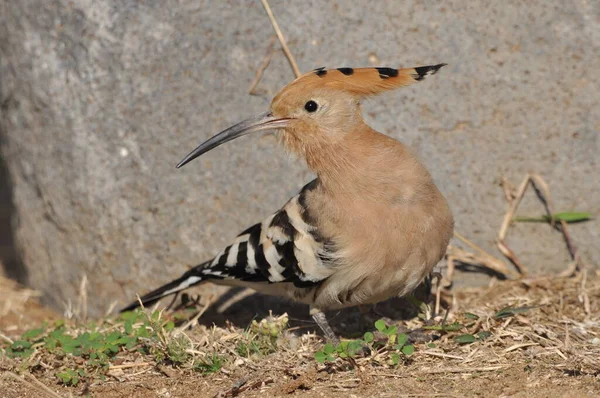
[120, 179, 335, 312]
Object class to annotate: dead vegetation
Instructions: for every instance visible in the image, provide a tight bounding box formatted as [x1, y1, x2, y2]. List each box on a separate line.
[1, 270, 599, 397]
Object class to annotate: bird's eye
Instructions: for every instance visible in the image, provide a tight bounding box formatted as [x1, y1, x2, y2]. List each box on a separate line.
[304, 100, 318, 113]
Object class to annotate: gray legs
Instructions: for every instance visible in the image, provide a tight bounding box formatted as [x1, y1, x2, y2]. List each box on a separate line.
[310, 307, 339, 344]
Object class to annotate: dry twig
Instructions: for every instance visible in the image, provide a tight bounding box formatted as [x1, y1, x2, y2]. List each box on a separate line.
[249, 35, 277, 95]
[260, 0, 301, 78]
[498, 173, 585, 277]
[176, 295, 213, 332]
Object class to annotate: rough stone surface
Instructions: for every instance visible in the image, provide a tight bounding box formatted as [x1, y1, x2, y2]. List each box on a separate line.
[0, 1, 598, 315]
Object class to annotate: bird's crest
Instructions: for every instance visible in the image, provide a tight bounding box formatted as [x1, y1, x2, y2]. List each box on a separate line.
[285, 64, 447, 97]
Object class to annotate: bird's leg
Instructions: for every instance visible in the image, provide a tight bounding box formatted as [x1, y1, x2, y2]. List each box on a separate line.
[310, 307, 339, 344]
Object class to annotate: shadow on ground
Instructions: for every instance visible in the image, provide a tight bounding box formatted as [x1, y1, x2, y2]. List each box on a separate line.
[187, 283, 431, 339]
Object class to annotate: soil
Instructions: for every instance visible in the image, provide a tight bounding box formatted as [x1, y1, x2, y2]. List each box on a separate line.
[1, 272, 599, 398]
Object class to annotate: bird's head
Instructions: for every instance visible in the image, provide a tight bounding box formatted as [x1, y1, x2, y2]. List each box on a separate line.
[176, 64, 446, 169]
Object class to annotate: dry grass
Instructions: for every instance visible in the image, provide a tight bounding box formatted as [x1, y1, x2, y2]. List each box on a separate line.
[1, 271, 599, 397]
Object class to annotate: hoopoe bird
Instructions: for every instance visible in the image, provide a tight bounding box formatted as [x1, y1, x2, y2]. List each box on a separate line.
[121, 64, 454, 341]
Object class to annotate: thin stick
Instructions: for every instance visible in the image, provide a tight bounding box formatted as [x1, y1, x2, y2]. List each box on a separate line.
[446, 245, 519, 280]
[108, 362, 153, 371]
[0, 331, 14, 344]
[135, 294, 146, 309]
[454, 231, 496, 260]
[434, 271, 443, 316]
[503, 343, 539, 353]
[260, 0, 301, 78]
[453, 232, 518, 278]
[422, 351, 464, 360]
[497, 175, 530, 275]
[176, 295, 213, 332]
[558, 260, 578, 278]
[2, 372, 62, 398]
[75, 273, 88, 320]
[25, 373, 63, 398]
[249, 35, 277, 94]
[529, 174, 583, 272]
[105, 300, 118, 317]
[579, 268, 591, 316]
[420, 365, 506, 374]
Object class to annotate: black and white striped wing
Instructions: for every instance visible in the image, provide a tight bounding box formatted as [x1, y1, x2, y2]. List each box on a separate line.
[121, 180, 334, 312]
[205, 183, 334, 287]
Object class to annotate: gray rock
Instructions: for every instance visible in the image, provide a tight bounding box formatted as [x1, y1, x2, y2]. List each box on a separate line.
[0, 1, 597, 315]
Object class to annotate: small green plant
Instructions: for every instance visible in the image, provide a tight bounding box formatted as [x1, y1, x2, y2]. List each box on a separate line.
[314, 319, 415, 365]
[234, 313, 287, 358]
[493, 306, 535, 319]
[194, 354, 224, 374]
[5, 339, 35, 358]
[454, 331, 492, 345]
[56, 368, 87, 386]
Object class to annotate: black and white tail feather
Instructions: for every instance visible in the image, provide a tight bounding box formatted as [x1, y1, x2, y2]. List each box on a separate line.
[120, 180, 334, 313]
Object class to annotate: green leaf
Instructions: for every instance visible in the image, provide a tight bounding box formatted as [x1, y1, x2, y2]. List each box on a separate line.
[494, 306, 535, 319]
[427, 343, 436, 348]
[443, 322, 464, 331]
[464, 312, 479, 320]
[384, 325, 398, 336]
[401, 344, 415, 356]
[387, 333, 397, 345]
[314, 351, 327, 363]
[476, 331, 492, 340]
[455, 334, 477, 344]
[7, 340, 35, 358]
[164, 321, 175, 332]
[62, 344, 77, 354]
[11, 340, 32, 350]
[513, 212, 592, 224]
[125, 338, 138, 350]
[105, 331, 120, 343]
[7, 348, 34, 358]
[124, 320, 133, 334]
[374, 319, 386, 332]
[56, 369, 82, 386]
[397, 333, 408, 347]
[22, 327, 45, 340]
[151, 311, 161, 322]
[552, 212, 592, 223]
[347, 340, 363, 356]
[390, 352, 400, 365]
[363, 332, 374, 343]
[423, 322, 463, 332]
[323, 343, 335, 354]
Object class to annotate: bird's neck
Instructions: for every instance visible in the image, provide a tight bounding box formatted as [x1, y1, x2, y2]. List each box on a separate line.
[305, 126, 432, 201]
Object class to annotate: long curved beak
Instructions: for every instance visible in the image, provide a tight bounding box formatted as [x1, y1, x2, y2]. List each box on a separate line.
[176, 111, 290, 168]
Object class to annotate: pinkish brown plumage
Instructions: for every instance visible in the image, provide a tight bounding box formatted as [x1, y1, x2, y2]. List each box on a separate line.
[122, 64, 453, 342]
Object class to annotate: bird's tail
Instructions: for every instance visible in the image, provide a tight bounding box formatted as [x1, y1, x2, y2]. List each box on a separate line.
[119, 262, 209, 313]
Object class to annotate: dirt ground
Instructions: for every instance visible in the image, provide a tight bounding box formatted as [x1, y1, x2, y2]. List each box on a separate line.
[1, 271, 599, 398]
